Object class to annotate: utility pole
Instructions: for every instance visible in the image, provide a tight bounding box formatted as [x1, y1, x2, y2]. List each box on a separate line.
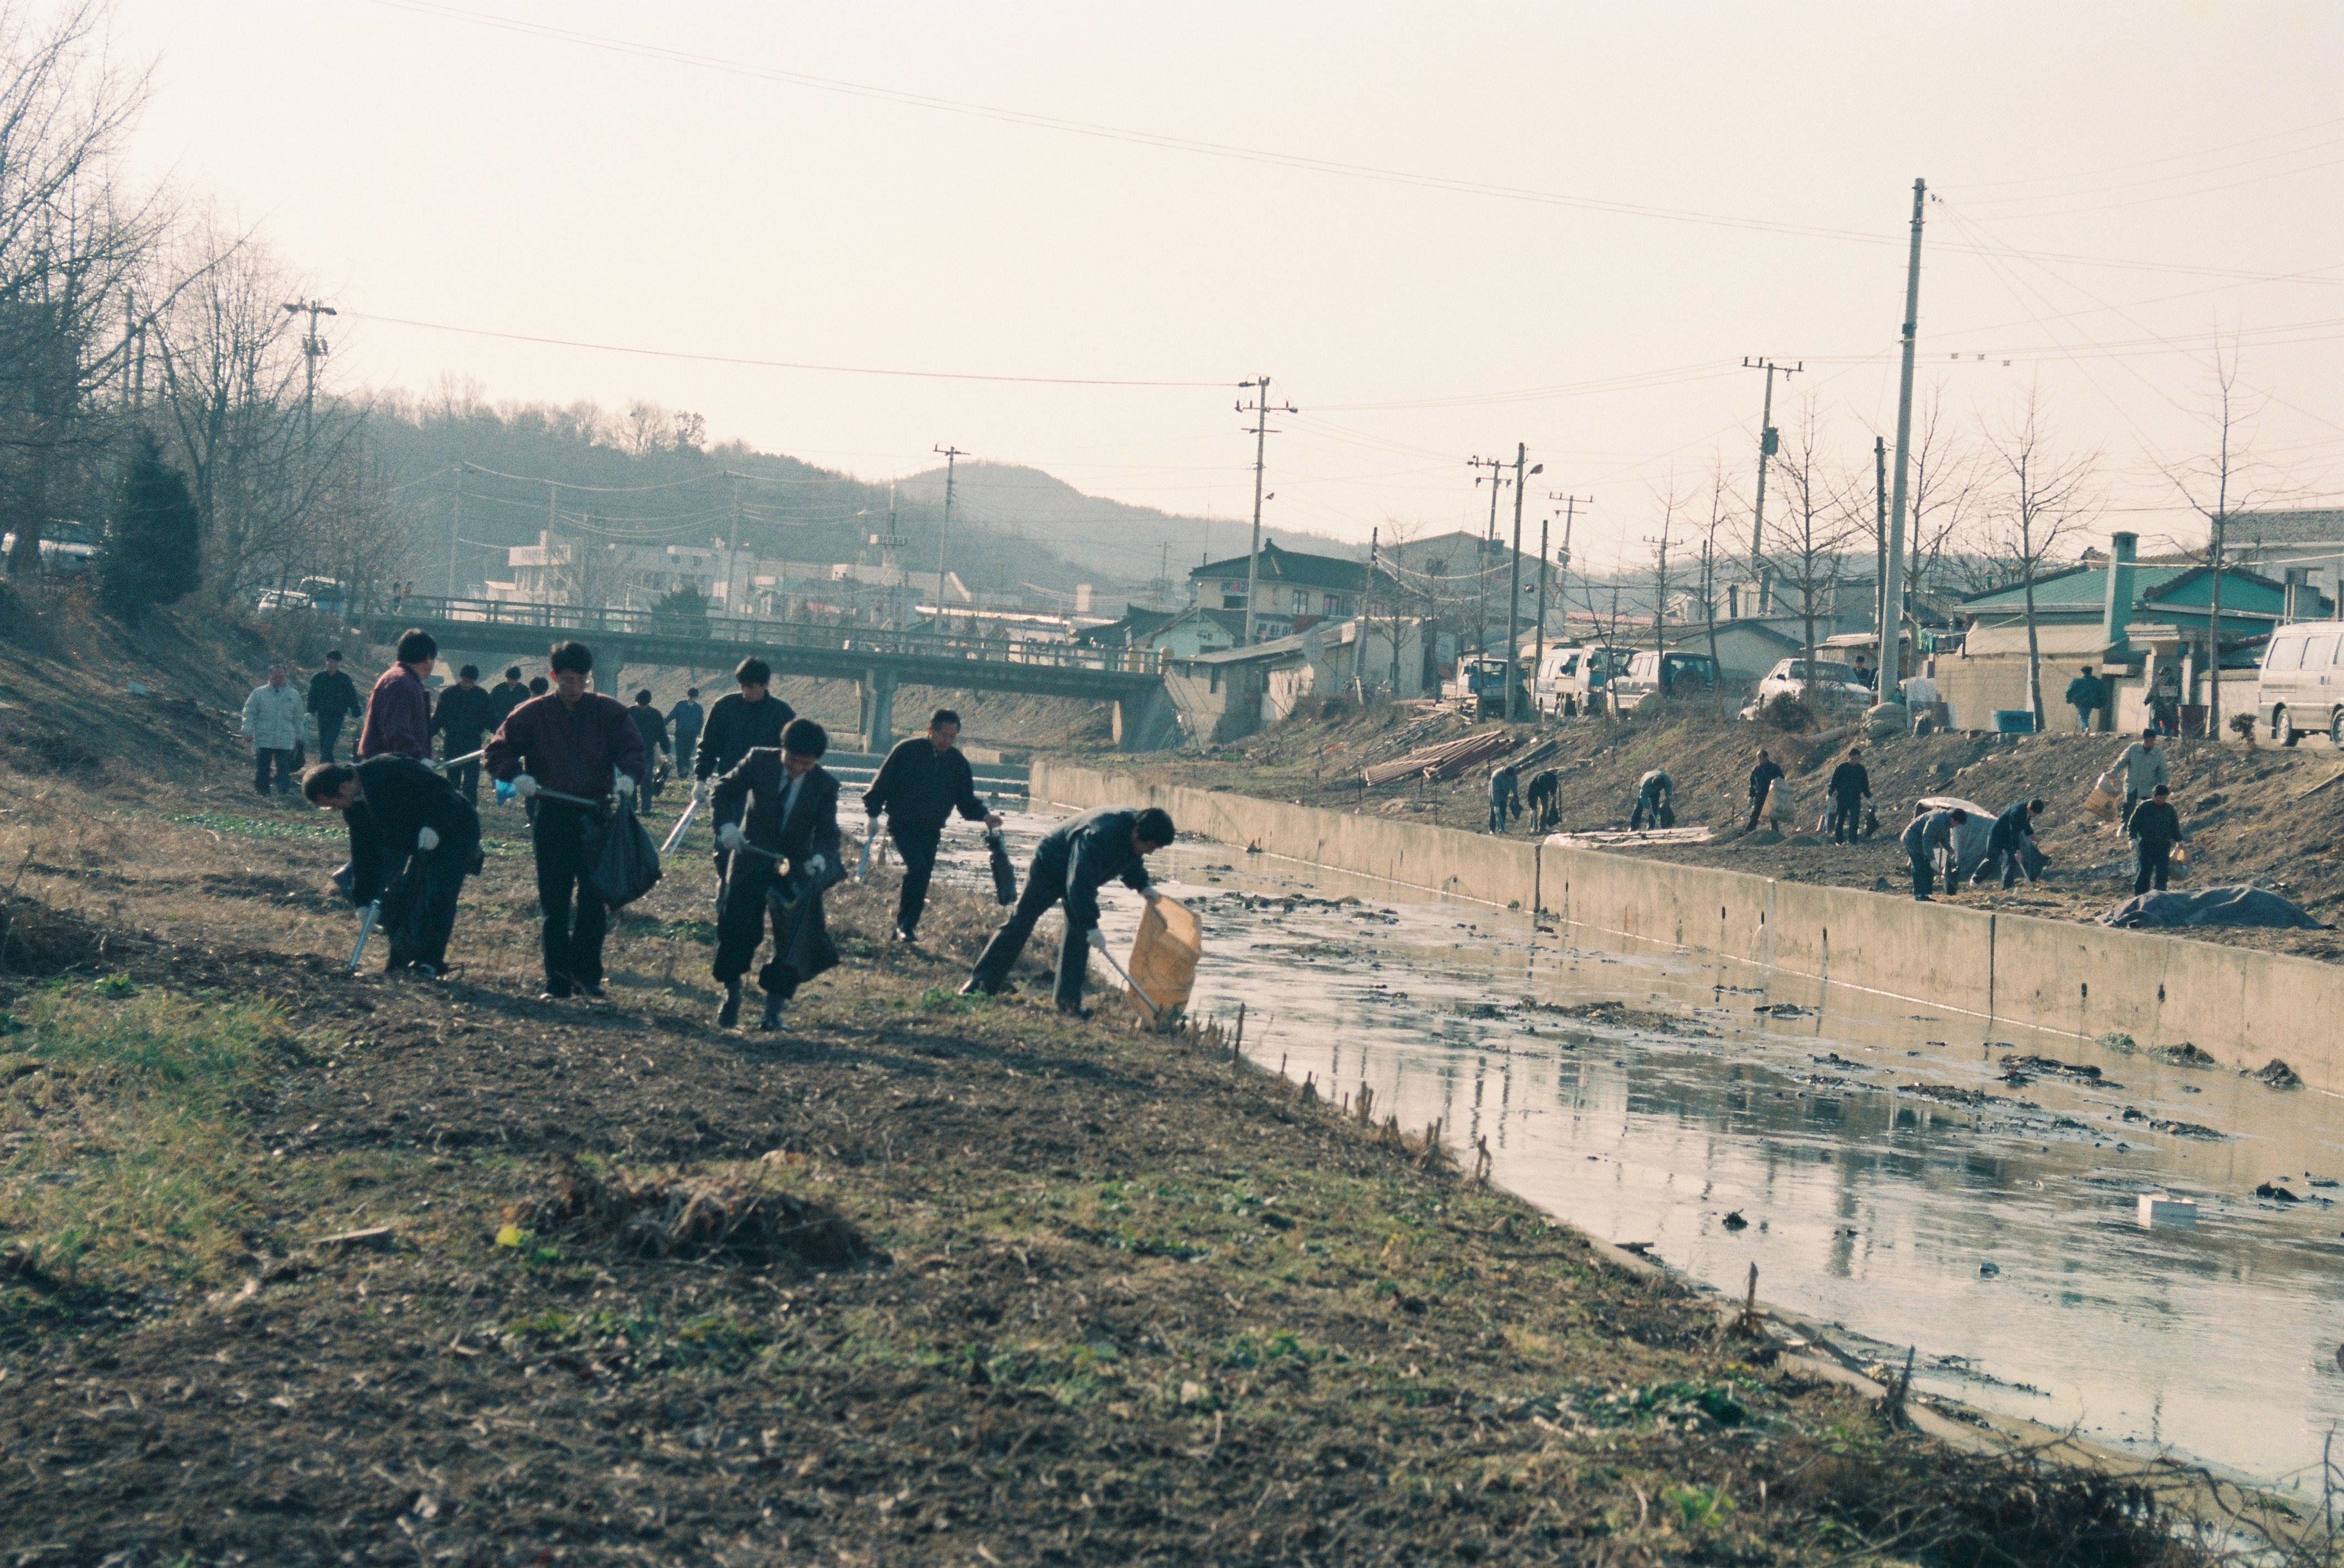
[1881, 177, 1927, 701]
[1468, 455, 1510, 661]
[1503, 443, 1543, 720]
[1873, 435, 1889, 682]
[1237, 378, 1293, 644]
[1357, 527, 1378, 700]
[1533, 517, 1550, 706]
[282, 299, 337, 438]
[1740, 356, 1800, 612]
[725, 473, 745, 617]
[932, 444, 968, 605]
[1547, 491, 1592, 643]
[447, 466, 462, 599]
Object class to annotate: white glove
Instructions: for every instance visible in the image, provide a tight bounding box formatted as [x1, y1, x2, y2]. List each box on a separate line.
[614, 774, 635, 800]
[1140, 886, 1162, 904]
[805, 854, 828, 879]
[513, 774, 539, 800]
[416, 826, 440, 851]
[693, 779, 711, 801]
[718, 822, 745, 852]
[1087, 927, 1108, 952]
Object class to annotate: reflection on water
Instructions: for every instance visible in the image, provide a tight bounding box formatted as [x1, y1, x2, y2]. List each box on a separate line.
[931, 810, 2344, 1490]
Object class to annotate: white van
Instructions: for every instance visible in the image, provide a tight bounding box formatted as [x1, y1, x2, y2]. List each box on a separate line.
[2257, 623, 2344, 745]
[1534, 644, 1626, 717]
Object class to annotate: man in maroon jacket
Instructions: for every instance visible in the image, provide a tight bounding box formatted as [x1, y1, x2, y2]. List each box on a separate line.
[358, 628, 437, 761]
[484, 640, 649, 1001]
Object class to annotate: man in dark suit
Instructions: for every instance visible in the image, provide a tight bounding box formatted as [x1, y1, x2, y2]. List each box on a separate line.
[712, 717, 843, 1031]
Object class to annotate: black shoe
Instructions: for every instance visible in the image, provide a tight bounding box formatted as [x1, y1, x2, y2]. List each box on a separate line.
[1057, 1003, 1091, 1019]
[577, 981, 606, 1001]
[718, 982, 742, 1028]
[539, 986, 571, 1002]
[756, 996, 785, 1031]
[957, 978, 986, 997]
[892, 927, 918, 945]
[410, 962, 439, 981]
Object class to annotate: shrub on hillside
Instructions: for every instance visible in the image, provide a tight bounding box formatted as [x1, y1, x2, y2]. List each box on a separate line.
[1756, 692, 1815, 732]
[95, 432, 199, 626]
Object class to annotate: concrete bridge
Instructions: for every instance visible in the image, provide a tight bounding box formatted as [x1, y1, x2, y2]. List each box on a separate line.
[351, 595, 1175, 750]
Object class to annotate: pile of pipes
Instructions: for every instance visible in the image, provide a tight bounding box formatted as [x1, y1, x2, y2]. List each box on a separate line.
[1361, 728, 1516, 787]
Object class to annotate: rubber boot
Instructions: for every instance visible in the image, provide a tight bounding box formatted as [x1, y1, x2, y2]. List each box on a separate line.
[718, 980, 742, 1028]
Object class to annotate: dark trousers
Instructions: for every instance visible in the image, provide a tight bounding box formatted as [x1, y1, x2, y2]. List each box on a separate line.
[253, 747, 296, 794]
[2134, 842, 2172, 895]
[967, 857, 1088, 1011]
[530, 803, 607, 992]
[2121, 791, 2142, 832]
[317, 713, 346, 763]
[1488, 799, 1513, 834]
[890, 822, 942, 935]
[444, 758, 481, 806]
[1829, 795, 1864, 844]
[1746, 795, 1766, 832]
[382, 846, 471, 970]
[1908, 849, 1936, 899]
[712, 864, 802, 999]
[1630, 793, 1664, 830]
[1974, 836, 2023, 888]
[2072, 705, 2096, 734]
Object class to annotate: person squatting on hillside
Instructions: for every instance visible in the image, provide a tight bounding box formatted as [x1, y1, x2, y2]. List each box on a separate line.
[1630, 768, 1673, 831]
[1524, 768, 1562, 832]
[864, 708, 1002, 943]
[1745, 748, 1784, 833]
[2065, 666, 2108, 734]
[359, 629, 436, 762]
[484, 640, 650, 1001]
[628, 690, 671, 809]
[305, 757, 482, 978]
[430, 664, 497, 806]
[696, 658, 795, 893]
[1826, 747, 1871, 844]
[1972, 797, 2047, 889]
[2128, 784, 2185, 894]
[961, 805, 1176, 1016]
[1901, 804, 1967, 901]
[306, 650, 361, 763]
[240, 664, 306, 796]
[1486, 763, 1521, 834]
[710, 718, 844, 1031]
[2113, 729, 2168, 830]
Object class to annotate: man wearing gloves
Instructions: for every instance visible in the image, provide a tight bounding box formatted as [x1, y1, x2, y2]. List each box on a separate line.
[241, 664, 306, 796]
[710, 718, 843, 1031]
[960, 805, 1177, 1015]
[1900, 804, 1968, 901]
[483, 641, 649, 1001]
[695, 658, 795, 892]
[862, 707, 1002, 944]
[303, 756, 481, 978]
[430, 664, 497, 805]
[2113, 729, 2168, 831]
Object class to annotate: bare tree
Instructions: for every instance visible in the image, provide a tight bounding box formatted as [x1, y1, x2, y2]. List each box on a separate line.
[1646, 473, 1686, 662]
[1903, 386, 1982, 607]
[1982, 387, 2099, 731]
[2163, 341, 2276, 742]
[1702, 460, 1737, 715]
[0, 1, 164, 576]
[1760, 400, 1861, 703]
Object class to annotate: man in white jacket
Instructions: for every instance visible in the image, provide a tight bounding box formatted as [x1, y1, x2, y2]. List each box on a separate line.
[241, 664, 306, 797]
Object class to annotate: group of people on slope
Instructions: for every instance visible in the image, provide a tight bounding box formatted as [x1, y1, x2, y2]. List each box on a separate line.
[275, 636, 1173, 1032]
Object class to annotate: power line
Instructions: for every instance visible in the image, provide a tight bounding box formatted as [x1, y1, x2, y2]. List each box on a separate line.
[344, 308, 1225, 387]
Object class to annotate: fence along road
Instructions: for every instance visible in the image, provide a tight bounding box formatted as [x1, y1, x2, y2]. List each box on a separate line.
[351, 594, 1175, 751]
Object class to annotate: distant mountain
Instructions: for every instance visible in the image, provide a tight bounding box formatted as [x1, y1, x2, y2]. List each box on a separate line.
[889, 462, 1355, 587]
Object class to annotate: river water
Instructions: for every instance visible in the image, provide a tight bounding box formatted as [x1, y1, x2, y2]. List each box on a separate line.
[926, 805, 2344, 1491]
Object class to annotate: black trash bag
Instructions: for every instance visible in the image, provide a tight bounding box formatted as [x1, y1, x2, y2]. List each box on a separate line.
[985, 828, 1018, 905]
[381, 854, 430, 960]
[1657, 802, 1676, 829]
[592, 795, 663, 909]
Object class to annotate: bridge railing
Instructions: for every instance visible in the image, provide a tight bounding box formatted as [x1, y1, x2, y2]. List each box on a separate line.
[357, 593, 1165, 676]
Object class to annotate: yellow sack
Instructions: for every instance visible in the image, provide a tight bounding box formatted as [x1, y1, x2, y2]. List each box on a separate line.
[2083, 771, 2119, 822]
[1126, 896, 1202, 1018]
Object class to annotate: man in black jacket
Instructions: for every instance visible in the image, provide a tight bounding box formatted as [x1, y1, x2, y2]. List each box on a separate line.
[305, 757, 481, 976]
[487, 665, 530, 732]
[627, 689, 671, 809]
[430, 665, 498, 805]
[961, 805, 1176, 1014]
[695, 658, 796, 887]
[1825, 747, 1871, 844]
[712, 718, 843, 1030]
[1746, 749, 1784, 833]
[864, 708, 1003, 943]
[484, 641, 651, 1001]
[1973, 798, 2047, 889]
[306, 650, 361, 763]
[2128, 784, 2184, 894]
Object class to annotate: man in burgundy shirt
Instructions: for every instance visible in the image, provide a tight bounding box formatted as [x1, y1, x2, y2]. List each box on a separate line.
[358, 629, 437, 761]
[484, 640, 650, 1001]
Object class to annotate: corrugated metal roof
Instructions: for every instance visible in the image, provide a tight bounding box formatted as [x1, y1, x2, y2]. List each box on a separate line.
[1960, 563, 2193, 611]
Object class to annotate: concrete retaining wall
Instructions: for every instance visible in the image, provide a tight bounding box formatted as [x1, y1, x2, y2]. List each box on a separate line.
[1030, 761, 2344, 1093]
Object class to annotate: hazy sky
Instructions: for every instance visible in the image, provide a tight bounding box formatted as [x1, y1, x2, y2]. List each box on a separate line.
[108, 1, 2344, 573]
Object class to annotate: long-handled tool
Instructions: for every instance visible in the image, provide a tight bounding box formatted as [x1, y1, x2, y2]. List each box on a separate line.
[855, 812, 879, 881]
[348, 898, 382, 974]
[1093, 938, 1164, 1023]
[432, 748, 485, 772]
[660, 790, 702, 855]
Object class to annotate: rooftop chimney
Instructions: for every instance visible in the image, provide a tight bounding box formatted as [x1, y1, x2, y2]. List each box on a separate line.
[2101, 531, 2138, 654]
